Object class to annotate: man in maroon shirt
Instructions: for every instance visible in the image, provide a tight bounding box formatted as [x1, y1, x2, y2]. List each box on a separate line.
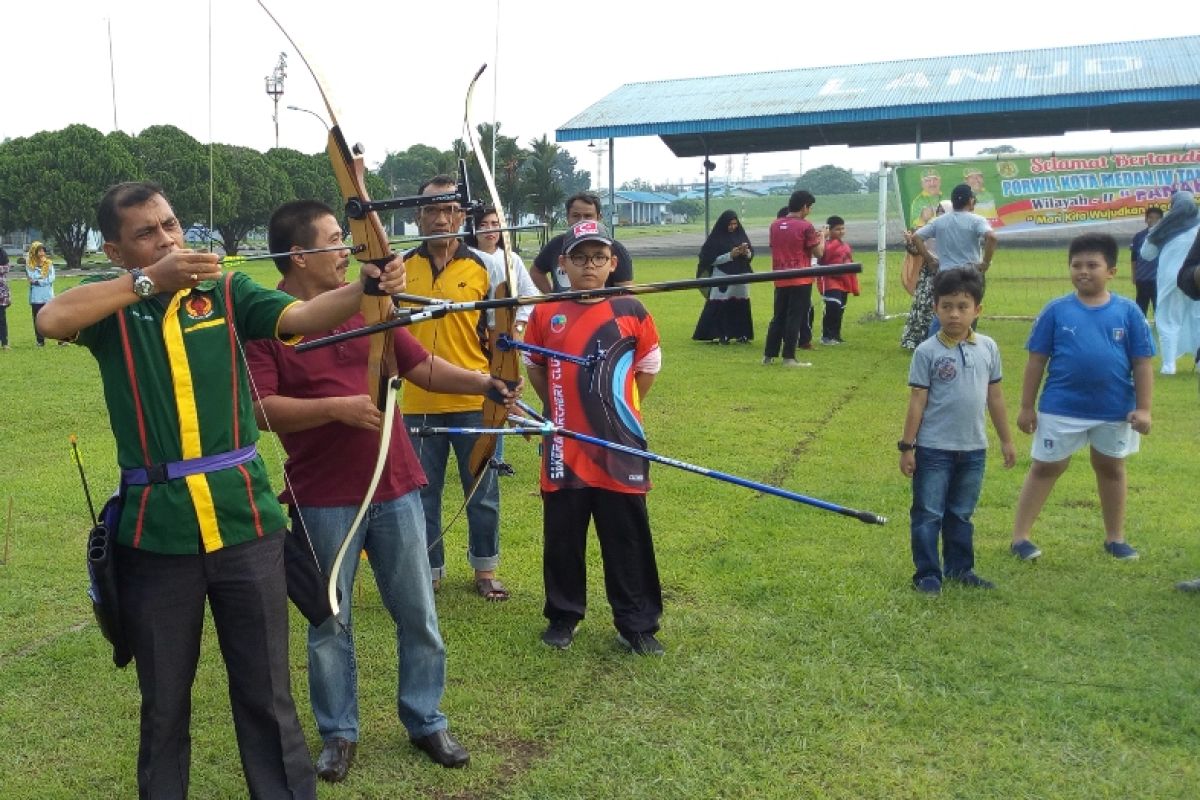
[763, 190, 825, 366]
[245, 200, 519, 783]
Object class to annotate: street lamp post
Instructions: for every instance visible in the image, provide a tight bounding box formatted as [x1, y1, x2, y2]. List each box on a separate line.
[587, 140, 607, 193]
[264, 52, 287, 149]
[287, 104, 328, 132]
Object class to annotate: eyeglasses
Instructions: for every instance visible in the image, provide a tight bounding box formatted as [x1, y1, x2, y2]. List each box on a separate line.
[567, 252, 612, 268]
[420, 204, 462, 219]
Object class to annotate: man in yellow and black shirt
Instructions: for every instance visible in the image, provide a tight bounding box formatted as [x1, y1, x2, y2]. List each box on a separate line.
[401, 175, 508, 600]
[36, 181, 407, 799]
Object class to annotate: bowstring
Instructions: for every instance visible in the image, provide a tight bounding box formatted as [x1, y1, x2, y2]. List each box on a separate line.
[204, 0, 315, 582]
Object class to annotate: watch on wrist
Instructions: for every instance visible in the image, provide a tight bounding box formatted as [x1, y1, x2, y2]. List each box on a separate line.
[130, 268, 156, 299]
[897, 440, 916, 452]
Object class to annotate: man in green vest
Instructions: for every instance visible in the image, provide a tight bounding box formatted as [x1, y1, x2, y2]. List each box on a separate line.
[36, 181, 406, 799]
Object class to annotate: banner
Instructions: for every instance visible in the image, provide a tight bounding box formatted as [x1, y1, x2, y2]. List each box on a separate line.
[895, 147, 1200, 231]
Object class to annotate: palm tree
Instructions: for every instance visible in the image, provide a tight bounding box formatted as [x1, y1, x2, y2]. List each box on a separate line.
[521, 135, 566, 228]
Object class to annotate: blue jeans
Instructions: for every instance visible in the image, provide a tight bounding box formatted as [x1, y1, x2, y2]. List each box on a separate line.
[294, 492, 448, 741]
[404, 411, 500, 579]
[910, 447, 986, 583]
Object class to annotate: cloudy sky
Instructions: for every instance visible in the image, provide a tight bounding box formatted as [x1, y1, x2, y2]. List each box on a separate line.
[6, 0, 1199, 188]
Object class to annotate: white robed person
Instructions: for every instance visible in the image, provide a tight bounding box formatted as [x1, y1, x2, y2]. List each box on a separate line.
[1139, 191, 1200, 375]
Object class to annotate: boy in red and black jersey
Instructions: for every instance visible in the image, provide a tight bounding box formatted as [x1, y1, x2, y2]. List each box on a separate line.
[523, 221, 666, 655]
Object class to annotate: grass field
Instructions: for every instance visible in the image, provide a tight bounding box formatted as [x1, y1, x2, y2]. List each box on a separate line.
[1, 256, 1198, 799]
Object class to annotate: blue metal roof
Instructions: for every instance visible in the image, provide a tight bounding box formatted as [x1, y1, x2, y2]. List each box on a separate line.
[614, 190, 677, 203]
[557, 36, 1200, 157]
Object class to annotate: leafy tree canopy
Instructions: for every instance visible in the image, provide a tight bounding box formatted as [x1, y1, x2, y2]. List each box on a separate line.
[131, 125, 209, 228]
[793, 165, 862, 195]
[209, 144, 291, 255]
[0, 124, 139, 267]
[0, 118, 594, 261]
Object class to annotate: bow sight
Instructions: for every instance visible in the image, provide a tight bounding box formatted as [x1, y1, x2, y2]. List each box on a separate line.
[342, 156, 482, 224]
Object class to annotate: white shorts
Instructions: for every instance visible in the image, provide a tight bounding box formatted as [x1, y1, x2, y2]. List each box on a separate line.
[1030, 413, 1139, 462]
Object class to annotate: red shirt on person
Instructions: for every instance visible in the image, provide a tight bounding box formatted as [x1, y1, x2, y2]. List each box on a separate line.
[524, 296, 660, 495]
[817, 238, 860, 295]
[769, 216, 822, 287]
[244, 311, 430, 507]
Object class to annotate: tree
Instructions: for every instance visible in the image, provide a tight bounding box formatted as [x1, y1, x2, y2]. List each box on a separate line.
[376, 143, 460, 225]
[793, 165, 862, 195]
[977, 144, 1018, 155]
[668, 198, 702, 220]
[859, 170, 884, 191]
[265, 148, 340, 213]
[131, 125, 210, 228]
[620, 178, 653, 192]
[0, 125, 139, 267]
[454, 122, 527, 222]
[209, 144, 291, 254]
[520, 135, 567, 226]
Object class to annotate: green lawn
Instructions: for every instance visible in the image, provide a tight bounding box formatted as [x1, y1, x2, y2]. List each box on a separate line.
[1, 258, 1197, 798]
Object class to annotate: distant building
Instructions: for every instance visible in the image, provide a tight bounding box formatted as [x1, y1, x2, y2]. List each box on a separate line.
[613, 190, 678, 225]
[677, 185, 767, 200]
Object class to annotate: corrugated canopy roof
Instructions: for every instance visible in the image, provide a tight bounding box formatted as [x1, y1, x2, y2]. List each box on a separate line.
[556, 36, 1200, 158]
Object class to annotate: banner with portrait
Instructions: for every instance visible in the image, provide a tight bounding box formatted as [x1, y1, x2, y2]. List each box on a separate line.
[895, 147, 1200, 231]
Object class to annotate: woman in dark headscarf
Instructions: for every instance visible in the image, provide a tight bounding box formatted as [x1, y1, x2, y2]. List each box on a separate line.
[692, 210, 754, 344]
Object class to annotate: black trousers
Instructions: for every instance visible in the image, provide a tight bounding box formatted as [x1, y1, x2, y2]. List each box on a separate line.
[763, 284, 813, 359]
[116, 532, 316, 800]
[542, 488, 662, 636]
[821, 289, 848, 340]
[1135, 281, 1157, 317]
[31, 303, 45, 345]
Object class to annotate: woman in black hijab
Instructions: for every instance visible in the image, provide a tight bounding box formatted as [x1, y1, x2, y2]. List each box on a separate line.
[692, 210, 754, 343]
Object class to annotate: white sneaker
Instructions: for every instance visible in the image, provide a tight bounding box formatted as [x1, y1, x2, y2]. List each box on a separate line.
[781, 358, 813, 368]
[762, 357, 775, 365]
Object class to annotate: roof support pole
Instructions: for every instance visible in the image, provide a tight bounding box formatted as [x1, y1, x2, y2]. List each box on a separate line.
[915, 122, 922, 159]
[608, 138, 616, 233]
[875, 165, 890, 318]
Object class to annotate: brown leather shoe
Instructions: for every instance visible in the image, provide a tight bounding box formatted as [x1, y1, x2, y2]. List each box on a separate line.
[411, 729, 469, 768]
[315, 737, 356, 783]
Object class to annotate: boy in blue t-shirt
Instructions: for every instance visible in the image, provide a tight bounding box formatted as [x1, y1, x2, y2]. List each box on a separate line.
[1010, 233, 1155, 562]
[899, 268, 1016, 595]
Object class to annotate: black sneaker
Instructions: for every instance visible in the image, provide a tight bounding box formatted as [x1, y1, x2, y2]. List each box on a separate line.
[541, 620, 578, 650]
[946, 572, 995, 589]
[913, 576, 942, 595]
[616, 631, 665, 656]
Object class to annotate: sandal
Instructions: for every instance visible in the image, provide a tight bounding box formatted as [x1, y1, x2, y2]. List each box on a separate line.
[474, 577, 510, 602]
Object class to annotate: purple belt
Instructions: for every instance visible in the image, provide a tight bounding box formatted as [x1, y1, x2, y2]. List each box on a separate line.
[121, 444, 258, 486]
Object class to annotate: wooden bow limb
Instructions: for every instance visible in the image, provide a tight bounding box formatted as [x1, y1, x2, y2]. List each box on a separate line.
[462, 64, 522, 480]
[258, 0, 401, 616]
